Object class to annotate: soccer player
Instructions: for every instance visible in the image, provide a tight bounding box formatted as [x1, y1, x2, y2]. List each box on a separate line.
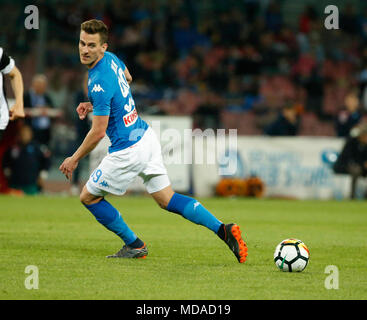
[0, 47, 25, 139]
[59, 19, 248, 263]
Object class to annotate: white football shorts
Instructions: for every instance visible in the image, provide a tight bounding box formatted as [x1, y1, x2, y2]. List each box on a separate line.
[86, 127, 170, 196]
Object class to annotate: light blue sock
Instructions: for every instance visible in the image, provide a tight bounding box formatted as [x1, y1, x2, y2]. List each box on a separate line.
[83, 199, 137, 245]
[166, 193, 222, 233]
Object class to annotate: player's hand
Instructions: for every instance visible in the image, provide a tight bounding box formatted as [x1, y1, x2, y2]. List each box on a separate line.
[9, 102, 25, 121]
[59, 157, 78, 180]
[76, 102, 93, 120]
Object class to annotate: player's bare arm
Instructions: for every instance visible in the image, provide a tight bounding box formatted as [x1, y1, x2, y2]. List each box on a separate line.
[7, 65, 25, 120]
[124, 67, 132, 84]
[59, 115, 108, 180]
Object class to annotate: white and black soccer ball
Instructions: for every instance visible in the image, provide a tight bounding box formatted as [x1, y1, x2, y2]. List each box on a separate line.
[274, 239, 310, 272]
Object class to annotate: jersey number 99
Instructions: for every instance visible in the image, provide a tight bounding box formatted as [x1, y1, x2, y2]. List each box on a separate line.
[111, 59, 129, 98]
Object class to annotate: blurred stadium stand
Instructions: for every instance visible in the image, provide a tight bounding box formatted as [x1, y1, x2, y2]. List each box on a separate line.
[1, 0, 367, 193]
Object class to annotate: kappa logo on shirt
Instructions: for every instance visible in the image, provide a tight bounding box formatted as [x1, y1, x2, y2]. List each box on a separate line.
[91, 84, 105, 93]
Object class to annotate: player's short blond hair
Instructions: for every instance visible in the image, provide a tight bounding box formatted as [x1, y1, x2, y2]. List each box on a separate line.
[81, 19, 108, 44]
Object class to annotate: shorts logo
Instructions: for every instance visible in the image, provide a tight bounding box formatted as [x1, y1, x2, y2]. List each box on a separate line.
[123, 108, 138, 127]
[99, 180, 109, 188]
[91, 84, 104, 93]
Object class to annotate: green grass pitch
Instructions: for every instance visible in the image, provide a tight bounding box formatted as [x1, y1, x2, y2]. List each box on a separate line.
[0, 195, 366, 300]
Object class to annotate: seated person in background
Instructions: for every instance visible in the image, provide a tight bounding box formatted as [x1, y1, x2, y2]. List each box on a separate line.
[264, 103, 299, 136]
[335, 89, 361, 137]
[333, 123, 367, 199]
[24, 74, 54, 146]
[2, 125, 51, 195]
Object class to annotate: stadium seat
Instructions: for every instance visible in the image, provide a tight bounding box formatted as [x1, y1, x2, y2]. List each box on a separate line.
[299, 112, 335, 136]
[221, 110, 262, 135]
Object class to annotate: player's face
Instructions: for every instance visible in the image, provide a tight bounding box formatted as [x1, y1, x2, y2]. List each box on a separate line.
[79, 31, 107, 68]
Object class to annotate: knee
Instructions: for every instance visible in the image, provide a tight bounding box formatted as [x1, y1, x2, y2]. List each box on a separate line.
[151, 187, 175, 210]
[79, 192, 89, 205]
[154, 194, 172, 210]
[157, 199, 169, 210]
[80, 187, 102, 206]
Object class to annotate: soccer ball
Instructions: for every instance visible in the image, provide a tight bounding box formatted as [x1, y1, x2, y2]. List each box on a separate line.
[274, 239, 310, 272]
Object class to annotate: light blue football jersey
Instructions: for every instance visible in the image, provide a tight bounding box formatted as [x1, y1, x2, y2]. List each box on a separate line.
[87, 51, 148, 153]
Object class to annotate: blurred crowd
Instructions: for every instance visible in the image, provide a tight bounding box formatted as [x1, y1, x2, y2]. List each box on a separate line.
[2, 0, 367, 134]
[2, 0, 367, 195]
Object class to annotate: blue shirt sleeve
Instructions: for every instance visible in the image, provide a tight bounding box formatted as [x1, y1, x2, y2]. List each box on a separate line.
[90, 79, 114, 116]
